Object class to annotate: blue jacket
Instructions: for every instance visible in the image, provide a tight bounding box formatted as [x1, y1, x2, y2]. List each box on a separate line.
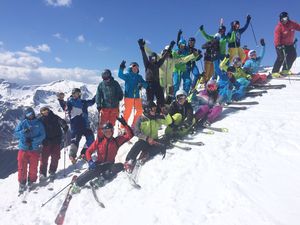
[66, 97, 87, 133]
[15, 118, 45, 151]
[118, 68, 148, 98]
[243, 46, 266, 75]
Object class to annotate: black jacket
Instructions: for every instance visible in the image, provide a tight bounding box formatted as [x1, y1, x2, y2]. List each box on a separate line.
[39, 110, 68, 145]
[202, 39, 220, 61]
[168, 101, 194, 126]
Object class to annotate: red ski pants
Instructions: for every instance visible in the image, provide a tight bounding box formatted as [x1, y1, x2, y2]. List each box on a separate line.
[98, 108, 119, 135]
[17, 150, 40, 184]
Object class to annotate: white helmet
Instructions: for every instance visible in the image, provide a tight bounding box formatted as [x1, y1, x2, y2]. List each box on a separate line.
[248, 50, 257, 58]
[214, 33, 221, 40]
[176, 89, 187, 98]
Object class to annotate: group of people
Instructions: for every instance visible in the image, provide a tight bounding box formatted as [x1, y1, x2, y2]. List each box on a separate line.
[14, 12, 299, 194]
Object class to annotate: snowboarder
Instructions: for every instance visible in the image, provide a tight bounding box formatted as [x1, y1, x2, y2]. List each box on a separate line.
[138, 38, 175, 110]
[14, 107, 46, 193]
[66, 88, 95, 164]
[124, 101, 173, 173]
[272, 12, 300, 77]
[118, 60, 148, 128]
[96, 69, 123, 135]
[227, 15, 252, 63]
[243, 38, 268, 84]
[71, 117, 133, 193]
[38, 106, 68, 181]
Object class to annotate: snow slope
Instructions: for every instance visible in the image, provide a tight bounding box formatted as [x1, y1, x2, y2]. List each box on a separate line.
[1, 77, 300, 225]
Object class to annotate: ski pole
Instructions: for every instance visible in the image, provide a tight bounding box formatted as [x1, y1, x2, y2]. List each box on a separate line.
[249, 21, 258, 46]
[282, 47, 291, 84]
[63, 135, 66, 177]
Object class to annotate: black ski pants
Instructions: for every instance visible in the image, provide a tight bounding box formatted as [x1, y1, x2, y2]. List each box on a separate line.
[146, 81, 165, 107]
[76, 162, 123, 187]
[272, 44, 297, 73]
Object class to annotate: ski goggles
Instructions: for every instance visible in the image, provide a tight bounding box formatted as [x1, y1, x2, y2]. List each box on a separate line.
[26, 112, 34, 117]
[130, 64, 139, 68]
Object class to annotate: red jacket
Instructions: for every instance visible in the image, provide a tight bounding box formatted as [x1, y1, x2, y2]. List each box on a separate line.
[274, 20, 300, 47]
[85, 125, 133, 162]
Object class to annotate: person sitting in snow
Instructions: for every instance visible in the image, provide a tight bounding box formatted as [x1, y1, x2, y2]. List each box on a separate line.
[243, 38, 268, 84]
[165, 89, 195, 140]
[14, 107, 45, 193]
[71, 117, 133, 193]
[194, 80, 223, 127]
[124, 101, 173, 173]
[38, 106, 68, 182]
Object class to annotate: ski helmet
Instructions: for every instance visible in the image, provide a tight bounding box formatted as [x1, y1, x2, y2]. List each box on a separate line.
[178, 39, 186, 46]
[101, 69, 112, 80]
[130, 62, 139, 68]
[248, 50, 257, 58]
[72, 88, 81, 95]
[214, 33, 221, 40]
[25, 107, 35, 118]
[227, 66, 236, 73]
[218, 25, 226, 32]
[188, 37, 196, 42]
[175, 89, 187, 99]
[143, 101, 157, 114]
[206, 80, 218, 92]
[149, 52, 158, 61]
[231, 20, 240, 28]
[102, 122, 114, 130]
[279, 12, 289, 21]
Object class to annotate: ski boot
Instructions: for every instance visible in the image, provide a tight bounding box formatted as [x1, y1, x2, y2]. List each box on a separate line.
[71, 183, 81, 194]
[19, 183, 26, 194]
[124, 160, 134, 173]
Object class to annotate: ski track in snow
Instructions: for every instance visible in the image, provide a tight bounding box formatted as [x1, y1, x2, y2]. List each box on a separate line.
[1, 75, 300, 224]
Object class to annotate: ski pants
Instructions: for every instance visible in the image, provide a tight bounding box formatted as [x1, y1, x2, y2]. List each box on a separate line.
[272, 45, 297, 73]
[203, 60, 214, 83]
[39, 143, 61, 176]
[195, 105, 222, 123]
[123, 98, 143, 128]
[18, 150, 40, 184]
[126, 139, 166, 162]
[188, 64, 201, 88]
[251, 73, 268, 85]
[173, 70, 191, 97]
[146, 81, 165, 107]
[70, 128, 94, 158]
[98, 107, 119, 135]
[75, 162, 124, 187]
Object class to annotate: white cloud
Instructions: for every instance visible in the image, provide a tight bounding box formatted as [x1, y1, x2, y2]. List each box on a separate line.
[76, 35, 85, 43]
[53, 33, 69, 42]
[0, 41, 3, 46]
[98, 17, 104, 23]
[45, 0, 72, 7]
[24, 44, 51, 53]
[0, 51, 43, 69]
[55, 57, 62, 63]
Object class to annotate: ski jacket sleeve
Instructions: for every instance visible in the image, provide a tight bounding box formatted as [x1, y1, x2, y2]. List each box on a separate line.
[240, 18, 250, 34]
[118, 68, 128, 81]
[200, 29, 213, 41]
[291, 20, 300, 31]
[174, 53, 197, 64]
[227, 30, 236, 45]
[31, 121, 46, 148]
[134, 116, 148, 141]
[257, 45, 266, 65]
[85, 139, 98, 161]
[14, 121, 26, 142]
[220, 57, 229, 72]
[140, 47, 150, 68]
[157, 50, 169, 67]
[85, 96, 96, 107]
[115, 125, 134, 146]
[96, 83, 103, 108]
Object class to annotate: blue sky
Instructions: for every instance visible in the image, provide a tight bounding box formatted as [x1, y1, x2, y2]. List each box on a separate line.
[0, 0, 299, 84]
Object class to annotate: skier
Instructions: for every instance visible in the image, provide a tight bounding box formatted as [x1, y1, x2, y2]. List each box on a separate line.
[272, 12, 300, 77]
[66, 88, 95, 164]
[144, 43, 199, 104]
[194, 80, 223, 127]
[177, 30, 203, 89]
[137, 38, 175, 110]
[243, 38, 268, 84]
[227, 15, 252, 63]
[71, 117, 133, 193]
[124, 101, 173, 173]
[96, 69, 123, 135]
[38, 106, 68, 181]
[165, 89, 195, 140]
[14, 107, 45, 193]
[118, 60, 148, 128]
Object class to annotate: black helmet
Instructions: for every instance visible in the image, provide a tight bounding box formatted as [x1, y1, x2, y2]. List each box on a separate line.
[227, 66, 236, 73]
[102, 122, 114, 130]
[72, 88, 81, 95]
[25, 107, 35, 118]
[231, 20, 240, 27]
[101, 69, 112, 80]
[188, 37, 196, 42]
[143, 101, 157, 114]
[279, 12, 289, 21]
[218, 25, 226, 32]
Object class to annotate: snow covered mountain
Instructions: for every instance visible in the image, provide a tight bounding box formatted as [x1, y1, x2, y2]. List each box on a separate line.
[1, 63, 300, 225]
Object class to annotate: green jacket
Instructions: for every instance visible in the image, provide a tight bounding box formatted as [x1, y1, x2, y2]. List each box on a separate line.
[145, 45, 196, 92]
[96, 78, 123, 109]
[200, 29, 235, 55]
[220, 57, 251, 79]
[134, 113, 173, 140]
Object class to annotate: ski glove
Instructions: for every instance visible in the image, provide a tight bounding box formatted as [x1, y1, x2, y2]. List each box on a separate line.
[138, 39, 145, 48]
[199, 25, 204, 31]
[247, 14, 251, 21]
[116, 116, 128, 127]
[88, 160, 96, 170]
[120, 60, 126, 70]
[260, 38, 265, 46]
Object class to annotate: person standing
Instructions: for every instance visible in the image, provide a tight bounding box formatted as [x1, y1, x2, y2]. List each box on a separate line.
[14, 107, 45, 193]
[96, 69, 123, 135]
[38, 106, 68, 181]
[272, 12, 300, 77]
